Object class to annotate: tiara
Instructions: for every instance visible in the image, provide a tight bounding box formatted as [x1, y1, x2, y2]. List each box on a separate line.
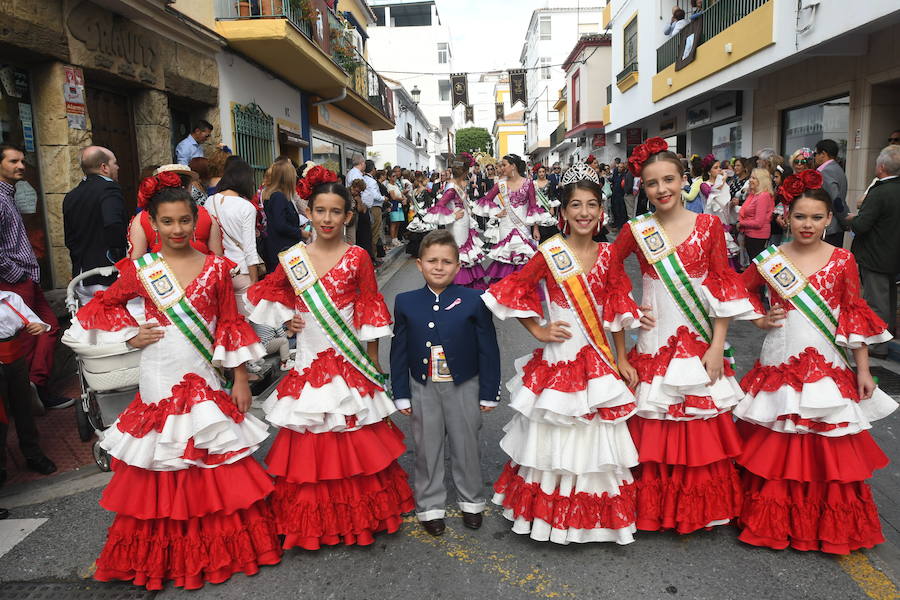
[560, 162, 600, 187]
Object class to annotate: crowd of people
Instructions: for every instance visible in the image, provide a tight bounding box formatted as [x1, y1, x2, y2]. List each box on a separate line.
[0, 117, 898, 589]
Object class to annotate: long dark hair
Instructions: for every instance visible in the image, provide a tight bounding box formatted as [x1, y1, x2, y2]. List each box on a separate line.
[503, 154, 527, 177]
[215, 159, 256, 199]
[790, 187, 833, 213]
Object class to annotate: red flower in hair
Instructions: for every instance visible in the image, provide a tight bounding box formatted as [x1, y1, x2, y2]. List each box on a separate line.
[644, 137, 669, 154]
[136, 177, 159, 209]
[627, 146, 649, 176]
[305, 165, 338, 187]
[296, 178, 313, 200]
[798, 169, 822, 189]
[157, 171, 183, 189]
[779, 174, 805, 201]
[586, 154, 596, 165]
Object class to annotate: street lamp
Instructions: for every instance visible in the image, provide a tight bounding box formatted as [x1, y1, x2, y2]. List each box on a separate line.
[411, 85, 421, 105]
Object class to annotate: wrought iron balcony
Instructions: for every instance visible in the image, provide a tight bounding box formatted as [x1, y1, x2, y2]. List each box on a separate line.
[616, 62, 638, 83]
[656, 0, 771, 72]
[215, 0, 313, 38]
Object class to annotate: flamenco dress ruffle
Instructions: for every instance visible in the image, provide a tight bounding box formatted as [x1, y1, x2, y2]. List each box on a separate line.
[618, 222, 759, 534]
[734, 267, 897, 553]
[68, 260, 281, 590]
[248, 254, 414, 550]
[484, 247, 641, 544]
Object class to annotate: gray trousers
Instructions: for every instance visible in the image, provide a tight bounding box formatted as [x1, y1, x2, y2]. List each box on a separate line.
[409, 376, 486, 521]
[860, 267, 897, 356]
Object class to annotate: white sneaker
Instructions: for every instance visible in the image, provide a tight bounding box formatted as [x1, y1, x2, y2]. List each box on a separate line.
[245, 360, 264, 374]
[280, 359, 295, 372]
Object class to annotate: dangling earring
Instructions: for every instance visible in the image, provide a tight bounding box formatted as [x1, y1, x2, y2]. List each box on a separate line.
[557, 212, 569, 235]
[595, 212, 603, 236]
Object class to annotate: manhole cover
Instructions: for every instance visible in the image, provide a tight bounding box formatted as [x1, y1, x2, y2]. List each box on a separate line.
[870, 366, 900, 396]
[0, 582, 155, 599]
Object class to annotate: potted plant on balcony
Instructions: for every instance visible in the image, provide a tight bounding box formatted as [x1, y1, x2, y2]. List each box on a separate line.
[289, 0, 313, 24]
[235, 0, 251, 17]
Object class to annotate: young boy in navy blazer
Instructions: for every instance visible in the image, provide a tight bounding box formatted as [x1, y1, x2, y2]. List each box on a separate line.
[390, 230, 501, 536]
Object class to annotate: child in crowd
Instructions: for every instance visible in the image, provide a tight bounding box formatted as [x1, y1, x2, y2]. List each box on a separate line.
[0, 290, 54, 482]
[390, 229, 500, 536]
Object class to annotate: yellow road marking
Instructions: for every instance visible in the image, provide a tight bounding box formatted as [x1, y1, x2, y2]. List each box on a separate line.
[79, 560, 97, 579]
[837, 553, 900, 600]
[402, 510, 576, 599]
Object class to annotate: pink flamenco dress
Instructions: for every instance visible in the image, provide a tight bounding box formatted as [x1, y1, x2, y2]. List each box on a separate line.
[612, 214, 759, 534]
[65, 255, 280, 591]
[482, 243, 642, 544]
[474, 178, 548, 284]
[247, 245, 414, 551]
[735, 248, 897, 553]
[424, 184, 487, 289]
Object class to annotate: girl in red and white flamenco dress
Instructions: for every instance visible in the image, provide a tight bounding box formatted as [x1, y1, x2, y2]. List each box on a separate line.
[612, 139, 758, 534]
[484, 176, 642, 544]
[64, 182, 280, 590]
[424, 157, 486, 289]
[248, 180, 414, 551]
[474, 154, 548, 284]
[734, 187, 897, 554]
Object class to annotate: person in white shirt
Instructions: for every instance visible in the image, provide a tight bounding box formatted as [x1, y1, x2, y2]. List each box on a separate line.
[205, 159, 262, 316]
[174, 120, 213, 166]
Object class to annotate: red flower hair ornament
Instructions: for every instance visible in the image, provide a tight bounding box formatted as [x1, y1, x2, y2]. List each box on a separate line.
[778, 170, 823, 203]
[137, 171, 183, 209]
[295, 164, 339, 200]
[627, 137, 669, 176]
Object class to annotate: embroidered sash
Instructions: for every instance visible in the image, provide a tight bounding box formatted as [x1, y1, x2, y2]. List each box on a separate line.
[279, 243, 388, 391]
[535, 186, 554, 212]
[752, 245, 850, 366]
[629, 213, 736, 365]
[134, 253, 225, 379]
[498, 180, 537, 248]
[539, 235, 616, 368]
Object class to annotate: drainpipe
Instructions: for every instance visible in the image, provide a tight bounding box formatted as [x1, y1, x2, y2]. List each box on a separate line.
[313, 88, 348, 107]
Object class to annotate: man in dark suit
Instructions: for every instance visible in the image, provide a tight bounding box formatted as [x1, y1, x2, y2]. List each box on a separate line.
[63, 146, 127, 303]
[814, 139, 849, 247]
[848, 145, 900, 357]
[610, 161, 633, 229]
[390, 230, 500, 536]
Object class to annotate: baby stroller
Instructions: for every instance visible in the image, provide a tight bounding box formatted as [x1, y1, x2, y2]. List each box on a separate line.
[63, 267, 141, 472]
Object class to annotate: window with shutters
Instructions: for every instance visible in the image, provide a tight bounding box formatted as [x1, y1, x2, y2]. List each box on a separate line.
[231, 102, 274, 185]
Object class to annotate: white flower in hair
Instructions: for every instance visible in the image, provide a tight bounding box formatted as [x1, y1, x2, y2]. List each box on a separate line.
[560, 162, 600, 186]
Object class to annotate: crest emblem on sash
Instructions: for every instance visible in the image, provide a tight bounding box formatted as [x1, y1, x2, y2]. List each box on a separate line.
[150, 271, 174, 296]
[641, 226, 665, 253]
[771, 263, 796, 289]
[551, 249, 573, 272]
[290, 261, 309, 282]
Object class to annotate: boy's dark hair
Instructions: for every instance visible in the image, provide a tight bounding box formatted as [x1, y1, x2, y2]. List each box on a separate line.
[215, 158, 256, 199]
[815, 139, 839, 159]
[419, 229, 459, 260]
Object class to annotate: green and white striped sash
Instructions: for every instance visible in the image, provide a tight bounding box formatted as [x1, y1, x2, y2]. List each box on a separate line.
[536, 186, 554, 212]
[629, 213, 736, 364]
[753, 245, 850, 366]
[279, 243, 388, 391]
[135, 253, 225, 380]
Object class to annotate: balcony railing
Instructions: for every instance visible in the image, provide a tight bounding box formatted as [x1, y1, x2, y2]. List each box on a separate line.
[214, 0, 393, 122]
[616, 62, 638, 83]
[606, 84, 612, 105]
[656, 0, 770, 72]
[215, 0, 313, 38]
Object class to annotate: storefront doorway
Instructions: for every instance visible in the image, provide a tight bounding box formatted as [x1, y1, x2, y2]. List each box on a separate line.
[85, 86, 139, 213]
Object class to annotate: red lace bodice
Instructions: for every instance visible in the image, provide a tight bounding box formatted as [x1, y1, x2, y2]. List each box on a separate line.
[248, 244, 391, 329]
[487, 242, 637, 320]
[742, 247, 887, 338]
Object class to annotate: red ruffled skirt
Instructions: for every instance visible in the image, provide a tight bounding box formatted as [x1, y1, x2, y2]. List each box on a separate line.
[265, 419, 415, 550]
[628, 414, 743, 533]
[736, 421, 888, 554]
[95, 458, 281, 591]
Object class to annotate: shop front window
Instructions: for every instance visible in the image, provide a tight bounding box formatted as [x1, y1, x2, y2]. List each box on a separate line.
[781, 95, 849, 160]
[712, 121, 742, 162]
[0, 66, 50, 287]
[312, 136, 342, 176]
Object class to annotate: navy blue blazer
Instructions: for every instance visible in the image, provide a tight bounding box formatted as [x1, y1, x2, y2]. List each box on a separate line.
[390, 284, 500, 403]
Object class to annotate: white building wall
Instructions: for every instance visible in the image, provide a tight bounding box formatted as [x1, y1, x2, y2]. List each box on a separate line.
[215, 51, 302, 156]
[369, 84, 433, 171]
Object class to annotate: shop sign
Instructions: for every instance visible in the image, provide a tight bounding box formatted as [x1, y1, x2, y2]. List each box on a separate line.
[592, 133, 606, 148]
[311, 104, 372, 146]
[626, 127, 643, 146]
[686, 100, 711, 129]
[63, 66, 87, 130]
[18, 103, 35, 152]
[66, 1, 162, 86]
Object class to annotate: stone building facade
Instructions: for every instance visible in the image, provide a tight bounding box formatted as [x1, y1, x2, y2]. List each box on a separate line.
[0, 0, 223, 287]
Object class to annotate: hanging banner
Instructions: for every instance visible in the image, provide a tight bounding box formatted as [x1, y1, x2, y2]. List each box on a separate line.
[451, 73, 468, 108]
[465, 105, 474, 123]
[495, 103, 505, 121]
[675, 16, 703, 71]
[509, 68, 527, 107]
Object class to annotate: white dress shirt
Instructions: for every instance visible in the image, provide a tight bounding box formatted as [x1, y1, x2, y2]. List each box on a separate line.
[0, 290, 49, 339]
[206, 192, 261, 274]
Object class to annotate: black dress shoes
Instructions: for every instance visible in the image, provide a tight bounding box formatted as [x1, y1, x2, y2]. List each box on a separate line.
[25, 455, 57, 475]
[421, 518, 446, 536]
[462, 512, 483, 529]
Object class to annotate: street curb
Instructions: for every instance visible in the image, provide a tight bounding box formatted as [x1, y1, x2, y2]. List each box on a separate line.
[376, 243, 411, 286]
[0, 466, 111, 509]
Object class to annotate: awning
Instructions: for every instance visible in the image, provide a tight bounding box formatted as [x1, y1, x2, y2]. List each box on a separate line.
[564, 121, 605, 139]
[279, 126, 309, 148]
